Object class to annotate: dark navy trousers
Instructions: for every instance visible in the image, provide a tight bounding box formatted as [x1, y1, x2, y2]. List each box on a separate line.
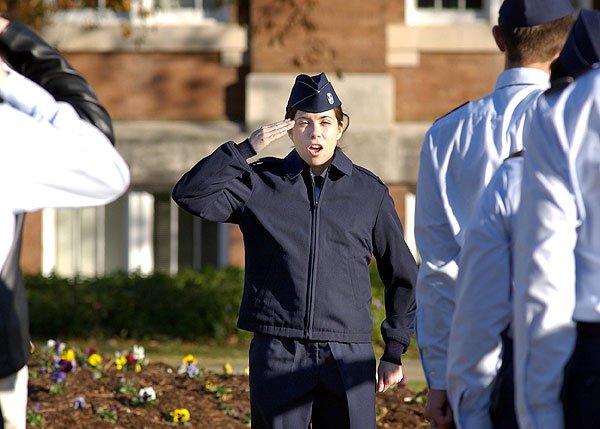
[248, 334, 376, 429]
[562, 323, 600, 429]
[489, 329, 518, 429]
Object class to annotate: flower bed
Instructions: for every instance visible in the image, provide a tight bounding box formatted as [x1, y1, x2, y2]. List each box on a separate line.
[27, 340, 429, 428]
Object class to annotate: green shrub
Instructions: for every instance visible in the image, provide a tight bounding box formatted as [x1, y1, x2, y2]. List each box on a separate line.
[26, 265, 394, 344]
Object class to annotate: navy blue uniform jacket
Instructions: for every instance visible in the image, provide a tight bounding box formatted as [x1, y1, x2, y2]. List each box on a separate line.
[172, 140, 417, 363]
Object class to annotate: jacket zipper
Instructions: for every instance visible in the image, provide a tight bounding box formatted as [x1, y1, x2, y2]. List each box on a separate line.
[304, 172, 325, 339]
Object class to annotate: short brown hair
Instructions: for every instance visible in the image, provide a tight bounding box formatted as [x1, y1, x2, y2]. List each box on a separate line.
[499, 14, 574, 64]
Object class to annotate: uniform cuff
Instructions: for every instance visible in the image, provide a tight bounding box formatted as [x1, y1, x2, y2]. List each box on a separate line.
[235, 139, 257, 160]
[380, 340, 406, 365]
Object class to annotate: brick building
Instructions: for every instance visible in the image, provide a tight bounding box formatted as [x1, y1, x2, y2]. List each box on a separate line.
[19, 0, 596, 277]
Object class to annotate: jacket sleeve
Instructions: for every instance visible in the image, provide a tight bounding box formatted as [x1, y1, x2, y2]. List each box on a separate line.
[446, 161, 519, 429]
[1, 68, 130, 211]
[372, 186, 418, 365]
[414, 133, 461, 390]
[172, 140, 257, 224]
[512, 103, 577, 429]
[0, 19, 115, 144]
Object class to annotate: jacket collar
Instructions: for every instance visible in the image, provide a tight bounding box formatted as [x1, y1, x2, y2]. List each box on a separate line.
[284, 148, 353, 180]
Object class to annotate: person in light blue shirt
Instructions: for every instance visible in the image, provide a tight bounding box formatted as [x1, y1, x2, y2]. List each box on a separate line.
[414, 1, 574, 426]
[446, 9, 600, 429]
[513, 23, 600, 429]
[0, 18, 130, 429]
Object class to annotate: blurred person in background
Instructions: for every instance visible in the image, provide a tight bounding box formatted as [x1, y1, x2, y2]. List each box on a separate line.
[0, 17, 130, 429]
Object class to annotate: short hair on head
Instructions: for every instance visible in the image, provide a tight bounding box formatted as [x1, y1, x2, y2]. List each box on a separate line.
[499, 14, 574, 64]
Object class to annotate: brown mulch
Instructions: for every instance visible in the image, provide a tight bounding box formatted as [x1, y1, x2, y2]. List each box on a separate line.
[27, 353, 428, 428]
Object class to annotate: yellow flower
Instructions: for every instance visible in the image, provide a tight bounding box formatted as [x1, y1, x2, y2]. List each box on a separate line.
[182, 354, 197, 365]
[61, 349, 75, 361]
[205, 381, 213, 391]
[223, 363, 233, 375]
[134, 363, 142, 372]
[87, 353, 102, 367]
[116, 362, 123, 370]
[244, 367, 250, 376]
[115, 355, 126, 370]
[172, 408, 190, 422]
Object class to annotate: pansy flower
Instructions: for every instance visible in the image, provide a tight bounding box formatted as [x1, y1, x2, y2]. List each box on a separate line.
[172, 408, 190, 423]
[73, 397, 85, 409]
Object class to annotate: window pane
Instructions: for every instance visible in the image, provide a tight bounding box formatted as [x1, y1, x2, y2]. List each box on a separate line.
[442, 0, 458, 8]
[153, 194, 172, 273]
[466, 0, 483, 8]
[417, 0, 435, 8]
[105, 196, 126, 275]
[178, 209, 196, 270]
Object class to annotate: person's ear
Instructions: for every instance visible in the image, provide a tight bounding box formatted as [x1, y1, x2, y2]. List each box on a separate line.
[492, 25, 506, 52]
[287, 128, 294, 142]
[336, 123, 344, 141]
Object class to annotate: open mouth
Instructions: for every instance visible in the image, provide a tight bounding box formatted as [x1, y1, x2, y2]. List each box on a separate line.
[308, 143, 323, 155]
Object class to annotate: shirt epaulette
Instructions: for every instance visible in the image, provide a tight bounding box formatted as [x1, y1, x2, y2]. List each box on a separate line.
[434, 101, 470, 123]
[354, 165, 385, 185]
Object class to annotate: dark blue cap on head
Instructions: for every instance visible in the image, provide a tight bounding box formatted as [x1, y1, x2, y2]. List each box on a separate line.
[499, 0, 573, 27]
[286, 73, 341, 113]
[559, 9, 600, 77]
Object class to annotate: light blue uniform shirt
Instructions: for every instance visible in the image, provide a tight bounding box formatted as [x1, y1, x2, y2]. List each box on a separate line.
[415, 67, 550, 389]
[513, 67, 600, 429]
[0, 66, 130, 271]
[447, 155, 523, 429]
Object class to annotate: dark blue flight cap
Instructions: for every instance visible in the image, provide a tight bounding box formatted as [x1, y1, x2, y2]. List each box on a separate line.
[286, 72, 341, 113]
[558, 9, 600, 77]
[499, 0, 573, 27]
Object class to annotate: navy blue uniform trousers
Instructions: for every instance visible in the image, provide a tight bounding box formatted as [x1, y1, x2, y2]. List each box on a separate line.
[249, 334, 376, 429]
[562, 322, 600, 429]
[489, 329, 518, 429]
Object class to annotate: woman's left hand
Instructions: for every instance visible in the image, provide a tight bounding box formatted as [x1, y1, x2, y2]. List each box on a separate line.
[377, 361, 404, 392]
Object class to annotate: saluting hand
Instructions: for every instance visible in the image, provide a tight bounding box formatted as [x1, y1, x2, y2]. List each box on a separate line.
[249, 119, 295, 154]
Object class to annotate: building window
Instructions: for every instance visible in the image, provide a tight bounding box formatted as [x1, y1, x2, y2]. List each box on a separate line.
[50, 0, 231, 25]
[406, 0, 499, 25]
[42, 190, 230, 278]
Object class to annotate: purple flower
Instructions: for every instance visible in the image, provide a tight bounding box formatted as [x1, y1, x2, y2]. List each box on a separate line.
[186, 362, 200, 378]
[51, 370, 66, 384]
[73, 397, 85, 409]
[34, 402, 40, 413]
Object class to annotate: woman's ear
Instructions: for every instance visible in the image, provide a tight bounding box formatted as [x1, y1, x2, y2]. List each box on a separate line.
[287, 129, 294, 142]
[336, 123, 344, 141]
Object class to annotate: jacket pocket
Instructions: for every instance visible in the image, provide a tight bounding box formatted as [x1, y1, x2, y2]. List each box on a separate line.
[349, 258, 372, 310]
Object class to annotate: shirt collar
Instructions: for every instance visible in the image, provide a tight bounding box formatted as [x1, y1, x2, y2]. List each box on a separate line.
[284, 148, 353, 179]
[494, 67, 550, 91]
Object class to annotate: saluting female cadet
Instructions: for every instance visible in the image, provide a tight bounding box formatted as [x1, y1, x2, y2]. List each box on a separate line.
[446, 9, 600, 429]
[172, 73, 417, 429]
[513, 29, 600, 429]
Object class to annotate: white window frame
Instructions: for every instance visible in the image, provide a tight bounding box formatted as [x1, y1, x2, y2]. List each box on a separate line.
[406, 0, 501, 26]
[49, 0, 230, 26]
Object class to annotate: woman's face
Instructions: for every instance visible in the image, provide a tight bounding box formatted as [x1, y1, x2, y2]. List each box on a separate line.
[288, 109, 343, 175]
